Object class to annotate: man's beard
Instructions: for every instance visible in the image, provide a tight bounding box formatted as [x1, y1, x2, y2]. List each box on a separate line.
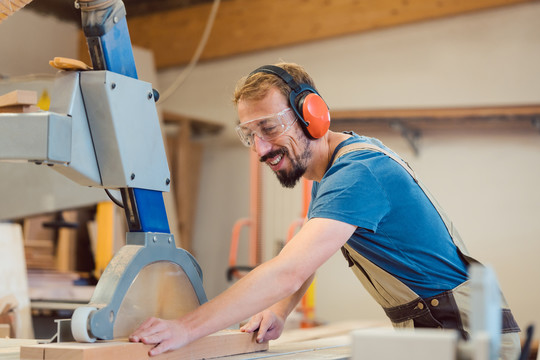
[260, 146, 311, 189]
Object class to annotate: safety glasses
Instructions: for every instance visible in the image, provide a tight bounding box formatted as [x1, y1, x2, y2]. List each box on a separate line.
[235, 108, 297, 147]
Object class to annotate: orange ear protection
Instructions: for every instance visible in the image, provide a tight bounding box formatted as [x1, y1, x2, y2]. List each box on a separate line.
[249, 65, 330, 139]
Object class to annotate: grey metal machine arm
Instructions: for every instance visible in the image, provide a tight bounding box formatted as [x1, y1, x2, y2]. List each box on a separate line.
[0, 65, 207, 343]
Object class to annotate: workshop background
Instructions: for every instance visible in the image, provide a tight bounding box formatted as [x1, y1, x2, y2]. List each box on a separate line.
[1, 0, 540, 339]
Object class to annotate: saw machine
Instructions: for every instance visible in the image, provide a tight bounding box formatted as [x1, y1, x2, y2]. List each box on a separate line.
[0, 0, 207, 342]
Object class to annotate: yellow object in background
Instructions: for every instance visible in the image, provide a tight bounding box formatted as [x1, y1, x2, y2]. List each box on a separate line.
[94, 202, 115, 279]
[37, 89, 50, 111]
[301, 277, 317, 327]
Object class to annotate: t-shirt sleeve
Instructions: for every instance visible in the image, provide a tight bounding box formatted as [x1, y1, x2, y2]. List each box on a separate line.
[308, 156, 390, 232]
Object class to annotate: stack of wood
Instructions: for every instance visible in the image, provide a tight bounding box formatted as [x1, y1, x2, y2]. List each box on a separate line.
[0, 90, 39, 113]
[0, 295, 18, 338]
[23, 215, 56, 271]
[0, 223, 34, 339]
[0, 0, 33, 24]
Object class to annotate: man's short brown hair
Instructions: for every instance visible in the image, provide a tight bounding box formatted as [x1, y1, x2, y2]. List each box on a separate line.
[233, 62, 317, 107]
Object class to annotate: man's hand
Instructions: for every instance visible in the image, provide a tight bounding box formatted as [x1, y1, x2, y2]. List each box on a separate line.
[129, 317, 188, 356]
[240, 309, 285, 343]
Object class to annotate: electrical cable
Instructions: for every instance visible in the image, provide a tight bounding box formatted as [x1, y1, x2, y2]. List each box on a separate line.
[105, 188, 124, 208]
[158, 0, 221, 103]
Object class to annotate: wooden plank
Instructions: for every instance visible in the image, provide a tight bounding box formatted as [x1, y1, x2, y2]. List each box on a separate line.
[23, 214, 57, 270]
[0, 105, 39, 113]
[222, 321, 388, 360]
[78, 0, 534, 69]
[0, 90, 37, 107]
[55, 211, 79, 272]
[0, 294, 18, 315]
[0, 223, 34, 339]
[272, 320, 388, 345]
[0, 339, 40, 360]
[0, 314, 15, 339]
[224, 335, 352, 360]
[0, 295, 18, 338]
[0, 324, 10, 338]
[20, 330, 268, 360]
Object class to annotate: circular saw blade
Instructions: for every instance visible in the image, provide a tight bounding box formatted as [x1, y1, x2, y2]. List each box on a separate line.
[113, 260, 201, 338]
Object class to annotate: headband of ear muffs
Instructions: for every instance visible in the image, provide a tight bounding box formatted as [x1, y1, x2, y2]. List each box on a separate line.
[249, 65, 330, 139]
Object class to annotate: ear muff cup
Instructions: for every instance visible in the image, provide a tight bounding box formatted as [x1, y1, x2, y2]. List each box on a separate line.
[298, 93, 331, 139]
[249, 64, 331, 139]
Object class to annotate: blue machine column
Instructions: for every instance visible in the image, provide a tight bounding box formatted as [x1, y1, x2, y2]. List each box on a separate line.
[79, 0, 169, 233]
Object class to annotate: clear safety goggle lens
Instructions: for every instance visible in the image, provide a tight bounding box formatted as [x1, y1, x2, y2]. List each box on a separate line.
[235, 108, 296, 147]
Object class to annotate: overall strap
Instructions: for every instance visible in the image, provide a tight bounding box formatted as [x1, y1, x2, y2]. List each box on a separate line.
[334, 142, 417, 182]
[333, 141, 519, 335]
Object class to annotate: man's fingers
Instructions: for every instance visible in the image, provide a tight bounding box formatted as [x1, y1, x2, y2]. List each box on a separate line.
[140, 332, 167, 345]
[149, 339, 173, 356]
[256, 316, 273, 343]
[129, 319, 168, 343]
[128, 318, 187, 356]
[240, 314, 262, 333]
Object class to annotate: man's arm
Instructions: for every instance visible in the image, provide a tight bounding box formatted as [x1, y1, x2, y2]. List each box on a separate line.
[129, 217, 356, 356]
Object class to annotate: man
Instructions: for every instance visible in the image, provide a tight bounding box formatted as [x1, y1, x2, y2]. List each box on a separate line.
[130, 62, 520, 358]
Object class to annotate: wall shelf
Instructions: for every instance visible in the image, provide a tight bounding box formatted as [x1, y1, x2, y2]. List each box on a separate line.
[331, 104, 540, 155]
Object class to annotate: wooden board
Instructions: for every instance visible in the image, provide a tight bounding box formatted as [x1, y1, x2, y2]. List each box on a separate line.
[0, 324, 10, 338]
[0, 90, 37, 108]
[0, 105, 40, 114]
[220, 321, 388, 360]
[20, 330, 268, 360]
[0, 339, 40, 360]
[272, 320, 388, 345]
[55, 210, 79, 272]
[0, 223, 34, 339]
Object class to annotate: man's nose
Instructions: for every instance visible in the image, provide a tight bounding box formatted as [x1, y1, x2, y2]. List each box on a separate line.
[253, 135, 272, 157]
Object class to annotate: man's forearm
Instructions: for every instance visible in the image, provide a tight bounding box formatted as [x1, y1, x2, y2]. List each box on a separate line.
[269, 273, 315, 320]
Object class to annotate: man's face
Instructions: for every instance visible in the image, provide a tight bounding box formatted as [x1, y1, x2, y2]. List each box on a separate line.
[237, 88, 312, 188]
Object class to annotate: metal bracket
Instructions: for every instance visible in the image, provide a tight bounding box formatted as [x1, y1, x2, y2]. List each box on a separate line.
[390, 121, 422, 156]
[54, 319, 75, 343]
[531, 117, 540, 133]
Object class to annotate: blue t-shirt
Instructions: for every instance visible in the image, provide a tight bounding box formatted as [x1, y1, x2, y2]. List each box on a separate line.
[307, 134, 468, 298]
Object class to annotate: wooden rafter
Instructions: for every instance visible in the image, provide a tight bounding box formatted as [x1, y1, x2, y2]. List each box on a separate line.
[75, 0, 536, 69]
[0, 0, 33, 23]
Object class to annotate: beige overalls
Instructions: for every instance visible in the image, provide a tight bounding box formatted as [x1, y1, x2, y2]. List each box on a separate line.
[333, 142, 520, 359]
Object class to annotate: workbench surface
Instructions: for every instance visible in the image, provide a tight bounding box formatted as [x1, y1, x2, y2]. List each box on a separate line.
[222, 334, 351, 359]
[0, 320, 386, 360]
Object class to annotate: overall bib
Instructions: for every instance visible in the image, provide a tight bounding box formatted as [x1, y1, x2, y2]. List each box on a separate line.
[333, 142, 520, 359]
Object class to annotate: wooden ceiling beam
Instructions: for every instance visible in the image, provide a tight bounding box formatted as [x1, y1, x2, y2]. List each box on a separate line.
[78, 0, 535, 69]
